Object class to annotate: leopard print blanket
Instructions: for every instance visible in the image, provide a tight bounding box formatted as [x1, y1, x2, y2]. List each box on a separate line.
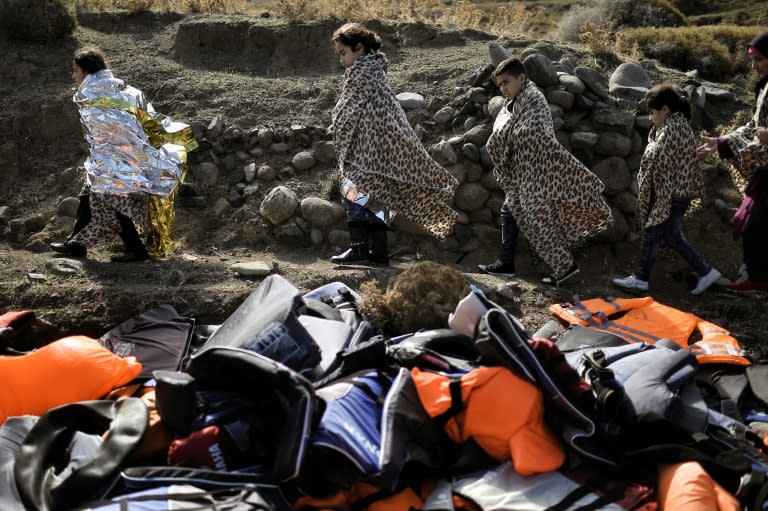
[331, 52, 458, 239]
[486, 80, 613, 276]
[637, 112, 705, 228]
[721, 78, 768, 193]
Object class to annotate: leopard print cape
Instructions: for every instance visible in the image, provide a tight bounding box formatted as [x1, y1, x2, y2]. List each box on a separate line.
[486, 80, 613, 276]
[637, 112, 705, 228]
[331, 52, 459, 239]
[721, 78, 768, 194]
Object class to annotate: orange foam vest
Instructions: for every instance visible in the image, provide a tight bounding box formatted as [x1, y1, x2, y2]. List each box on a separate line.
[411, 366, 566, 476]
[549, 296, 750, 366]
[0, 335, 143, 423]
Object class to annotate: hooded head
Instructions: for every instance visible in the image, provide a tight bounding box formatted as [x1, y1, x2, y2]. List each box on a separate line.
[748, 30, 768, 58]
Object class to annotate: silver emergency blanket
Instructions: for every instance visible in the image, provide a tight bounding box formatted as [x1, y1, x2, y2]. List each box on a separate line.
[73, 69, 195, 197]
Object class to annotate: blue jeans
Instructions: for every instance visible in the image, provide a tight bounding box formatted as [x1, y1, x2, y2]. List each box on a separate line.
[634, 198, 711, 282]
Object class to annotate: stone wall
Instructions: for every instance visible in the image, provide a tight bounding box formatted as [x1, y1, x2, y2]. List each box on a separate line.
[182, 42, 728, 255]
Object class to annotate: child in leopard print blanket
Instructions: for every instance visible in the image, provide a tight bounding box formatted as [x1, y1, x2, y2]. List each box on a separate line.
[480, 57, 613, 287]
[328, 22, 459, 265]
[613, 84, 721, 295]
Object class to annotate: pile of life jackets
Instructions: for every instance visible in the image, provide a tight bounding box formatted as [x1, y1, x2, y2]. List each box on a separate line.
[0, 278, 767, 511]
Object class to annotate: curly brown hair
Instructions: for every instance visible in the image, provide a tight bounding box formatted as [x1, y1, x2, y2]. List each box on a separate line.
[357, 261, 469, 336]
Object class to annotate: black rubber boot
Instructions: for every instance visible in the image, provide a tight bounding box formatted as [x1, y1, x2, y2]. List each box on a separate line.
[331, 221, 369, 264]
[330, 242, 369, 264]
[369, 222, 389, 265]
[50, 241, 87, 257]
[50, 194, 92, 257]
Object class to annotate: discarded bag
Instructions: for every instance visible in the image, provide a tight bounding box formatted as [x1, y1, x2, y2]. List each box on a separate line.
[15, 398, 149, 511]
[199, 275, 321, 376]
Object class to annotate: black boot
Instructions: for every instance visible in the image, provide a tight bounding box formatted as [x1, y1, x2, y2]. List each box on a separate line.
[49, 193, 91, 257]
[111, 213, 149, 263]
[50, 241, 87, 257]
[369, 222, 389, 265]
[331, 221, 369, 264]
[330, 242, 369, 264]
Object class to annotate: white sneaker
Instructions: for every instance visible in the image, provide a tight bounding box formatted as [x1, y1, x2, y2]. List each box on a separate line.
[612, 275, 648, 292]
[691, 268, 721, 295]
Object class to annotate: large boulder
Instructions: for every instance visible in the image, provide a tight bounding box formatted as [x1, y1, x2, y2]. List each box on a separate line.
[259, 186, 298, 225]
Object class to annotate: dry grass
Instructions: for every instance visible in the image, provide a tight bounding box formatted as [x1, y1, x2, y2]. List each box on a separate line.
[70, 0, 549, 37]
[357, 261, 469, 336]
[68, 0, 766, 71]
[577, 21, 615, 58]
[71, 0, 246, 14]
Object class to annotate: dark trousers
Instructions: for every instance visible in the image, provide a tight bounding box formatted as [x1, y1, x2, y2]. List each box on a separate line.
[743, 195, 768, 281]
[67, 193, 92, 240]
[499, 202, 519, 264]
[343, 198, 386, 228]
[634, 198, 710, 282]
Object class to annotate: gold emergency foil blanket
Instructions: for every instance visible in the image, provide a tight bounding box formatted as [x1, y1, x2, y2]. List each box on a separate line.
[148, 162, 187, 257]
[74, 70, 198, 257]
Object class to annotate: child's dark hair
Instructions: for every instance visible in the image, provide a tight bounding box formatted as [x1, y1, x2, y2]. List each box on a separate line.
[73, 47, 108, 75]
[331, 23, 382, 53]
[493, 57, 526, 80]
[645, 84, 691, 120]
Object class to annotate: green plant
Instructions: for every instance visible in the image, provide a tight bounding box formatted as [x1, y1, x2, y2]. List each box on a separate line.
[617, 25, 761, 81]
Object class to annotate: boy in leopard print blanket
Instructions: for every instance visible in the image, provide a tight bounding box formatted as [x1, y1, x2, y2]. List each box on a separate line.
[613, 85, 721, 295]
[328, 23, 459, 265]
[480, 57, 613, 287]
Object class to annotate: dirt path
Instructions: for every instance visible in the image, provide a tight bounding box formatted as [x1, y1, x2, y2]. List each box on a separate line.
[0, 12, 765, 356]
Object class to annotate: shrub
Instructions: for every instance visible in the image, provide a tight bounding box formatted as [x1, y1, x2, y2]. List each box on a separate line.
[2, 0, 76, 40]
[578, 21, 615, 59]
[485, 3, 544, 37]
[556, 0, 686, 42]
[617, 25, 760, 81]
[610, 0, 687, 29]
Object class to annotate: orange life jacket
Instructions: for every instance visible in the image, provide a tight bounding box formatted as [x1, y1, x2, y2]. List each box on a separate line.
[0, 335, 143, 423]
[549, 296, 750, 367]
[411, 366, 566, 476]
[657, 461, 740, 511]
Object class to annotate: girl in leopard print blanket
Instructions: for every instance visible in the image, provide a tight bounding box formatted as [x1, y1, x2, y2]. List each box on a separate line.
[480, 57, 612, 287]
[613, 85, 721, 295]
[328, 23, 459, 265]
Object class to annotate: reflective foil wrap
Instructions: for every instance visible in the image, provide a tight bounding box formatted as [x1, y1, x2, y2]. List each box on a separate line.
[73, 70, 198, 257]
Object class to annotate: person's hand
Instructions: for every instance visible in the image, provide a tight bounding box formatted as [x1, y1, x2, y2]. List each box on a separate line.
[696, 137, 718, 158]
[758, 127, 768, 145]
